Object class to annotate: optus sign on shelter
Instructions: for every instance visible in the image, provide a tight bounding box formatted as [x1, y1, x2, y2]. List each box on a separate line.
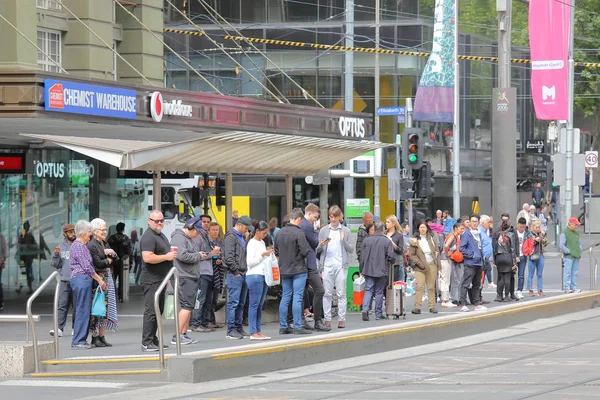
[44, 79, 137, 119]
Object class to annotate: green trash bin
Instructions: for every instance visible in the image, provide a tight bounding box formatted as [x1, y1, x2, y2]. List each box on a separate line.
[346, 266, 361, 312]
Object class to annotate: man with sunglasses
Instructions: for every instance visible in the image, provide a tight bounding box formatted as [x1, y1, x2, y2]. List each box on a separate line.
[140, 210, 177, 352]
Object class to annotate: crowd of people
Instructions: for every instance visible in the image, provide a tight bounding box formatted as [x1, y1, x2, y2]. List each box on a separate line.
[46, 195, 583, 350]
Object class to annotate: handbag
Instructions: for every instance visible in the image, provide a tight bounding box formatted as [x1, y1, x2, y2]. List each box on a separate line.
[91, 286, 106, 317]
[164, 294, 175, 320]
[264, 254, 281, 287]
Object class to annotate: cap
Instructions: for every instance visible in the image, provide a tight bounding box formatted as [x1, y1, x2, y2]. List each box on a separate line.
[568, 217, 581, 226]
[62, 224, 75, 233]
[186, 216, 203, 231]
[237, 216, 255, 232]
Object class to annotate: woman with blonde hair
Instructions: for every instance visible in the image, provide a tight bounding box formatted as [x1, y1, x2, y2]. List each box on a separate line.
[527, 220, 548, 296]
[385, 215, 405, 282]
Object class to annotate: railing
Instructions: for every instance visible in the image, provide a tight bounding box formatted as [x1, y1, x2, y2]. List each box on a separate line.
[155, 267, 181, 369]
[26, 271, 61, 374]
[0, 315, 41, 343]
[589, 244, 599, 291]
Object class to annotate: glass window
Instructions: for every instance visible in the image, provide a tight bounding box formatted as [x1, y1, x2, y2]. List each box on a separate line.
[164, 0, 188, 25]
[37, 29, 62, 73]
[189, 0, 241, 24]
[282, 0, 318, 22]
[318, 0, 345, 21]
[37, 0, 61, 11]
[241, 0, 265, 23]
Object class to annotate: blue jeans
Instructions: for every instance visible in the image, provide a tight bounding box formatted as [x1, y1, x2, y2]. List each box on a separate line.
[279, 273, 307, 329]
[362, 276, 387, 317]
[484, 258, 493, 284]
[191, 275, 213, 328]
[225, 273, 247, 333]
[71, 274, 93, 346]
[393, 265, 405, 283]
[246, 274, 268, 334]
[564, 257, 580, 290]
[527, 256, 545, 291]
[517, 256, 528, 292]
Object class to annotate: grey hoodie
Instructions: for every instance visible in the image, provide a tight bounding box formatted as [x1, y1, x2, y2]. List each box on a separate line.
[193, 231, 213, 276]
[51, 239, 73, 282]
[170, 229, 201, 281]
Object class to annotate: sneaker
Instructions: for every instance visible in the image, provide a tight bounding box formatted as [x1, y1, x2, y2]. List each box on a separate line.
[362, 311, 369, 321]
[516, 291, 524, 300]
[293, 328, 313, 335]
[411, 308, 421, 315]
[238, 329, 250, 338]
[461, 305, 470, 312]
[71, 343, 93, 350]
[441, 301, 457, 308]
[279, 327, 293, 334]
[474, 305, 488, 312]
[570, 288, 582, 293]
[141, 343, 160, 352]
[183, 334, 199, 344]
[226, 330, 244, 340]
[152, 339, 168, 349]
[172, 334, 194, 345]
[49, 328, 63, 337]
[192, 326, 215, 333]
[494, 296, 504, 302]
[529, 290, 535, 297]
[488, 283, 497, 289]
[429, 308, 438, 314]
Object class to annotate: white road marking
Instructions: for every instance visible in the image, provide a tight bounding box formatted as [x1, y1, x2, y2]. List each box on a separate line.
[0, 380, 130, 388]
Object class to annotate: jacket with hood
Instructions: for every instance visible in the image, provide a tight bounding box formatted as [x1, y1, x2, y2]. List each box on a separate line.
[51, 239, 73, 282]
[222, 229, 248, 276]
[192, 230, 213, 276]
[274, 223, 311, 276]
[460, 229, 484, 268]
[170, 229, 202, 280]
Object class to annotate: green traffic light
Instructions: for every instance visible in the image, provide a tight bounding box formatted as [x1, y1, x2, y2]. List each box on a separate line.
[408, 154, 418, 163]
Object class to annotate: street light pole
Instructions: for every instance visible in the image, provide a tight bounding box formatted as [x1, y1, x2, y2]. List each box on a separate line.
[374, 0, 381, 217]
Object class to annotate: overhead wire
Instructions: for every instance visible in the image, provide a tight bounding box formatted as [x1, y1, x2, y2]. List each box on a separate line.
[112, 0, 223, 94]
[54, 0, 155, 85]
[196, 0, 324, 107]
[165, 0, 289, 103]
[0, 12, 67, 74]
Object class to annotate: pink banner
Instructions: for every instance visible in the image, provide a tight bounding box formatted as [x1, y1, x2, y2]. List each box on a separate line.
[529, 0, 571, 120]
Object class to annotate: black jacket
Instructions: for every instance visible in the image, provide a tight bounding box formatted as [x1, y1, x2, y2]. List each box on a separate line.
[359, 233, 396, 278]
[275, 224, 311, 276]
[222, 229, 247, 276]
[300, 218, 319, 270]
[86, 237, 112, 273]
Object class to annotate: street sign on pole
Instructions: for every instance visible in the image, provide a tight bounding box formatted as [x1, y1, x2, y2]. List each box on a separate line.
[376, 106, 406, 116]
[585, 151, 598, 168]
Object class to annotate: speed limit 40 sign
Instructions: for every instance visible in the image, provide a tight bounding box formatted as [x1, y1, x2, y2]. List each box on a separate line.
[585, 151, 599, 168]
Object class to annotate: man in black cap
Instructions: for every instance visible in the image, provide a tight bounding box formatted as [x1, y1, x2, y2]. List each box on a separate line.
[222, 215, 253, 339]
[108, 222, 132, 302]
[50, 224, 76, 337]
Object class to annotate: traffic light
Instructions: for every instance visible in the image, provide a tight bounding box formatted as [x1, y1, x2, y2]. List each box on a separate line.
[402, 128, 424, 174]
[416, 162, 435, 199]
[215, 177, 226, 207]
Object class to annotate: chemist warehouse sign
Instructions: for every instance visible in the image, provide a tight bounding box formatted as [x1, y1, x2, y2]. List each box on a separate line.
[44, 79, 137, 119]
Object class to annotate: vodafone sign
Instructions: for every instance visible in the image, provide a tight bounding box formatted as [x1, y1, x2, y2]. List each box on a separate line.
[149, 91, 193, 122]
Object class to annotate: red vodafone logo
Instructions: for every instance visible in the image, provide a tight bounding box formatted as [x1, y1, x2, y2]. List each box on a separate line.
[150, 91, 164, 122]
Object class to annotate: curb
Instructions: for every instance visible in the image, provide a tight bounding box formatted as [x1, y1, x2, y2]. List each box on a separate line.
[167, 291, 600, 383]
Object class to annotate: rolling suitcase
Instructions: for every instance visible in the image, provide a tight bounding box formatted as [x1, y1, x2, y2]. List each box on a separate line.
[385, 266, 406, 320]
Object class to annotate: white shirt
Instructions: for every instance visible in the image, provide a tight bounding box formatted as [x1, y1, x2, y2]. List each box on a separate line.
[418, 235, 434, 264]
[517, 230, 525, 256]
[246, 238, 269, 276]
[324, 225, 343, 268]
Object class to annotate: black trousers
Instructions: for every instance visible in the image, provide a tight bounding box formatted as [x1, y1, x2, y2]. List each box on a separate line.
[497, 271, 512, 298]
[141, 281, 164, 346]
[112, 261, 123, 301]
[306, 269, 324, 323]
[509, 270, 516, 295]
[460, 266, 482, 306]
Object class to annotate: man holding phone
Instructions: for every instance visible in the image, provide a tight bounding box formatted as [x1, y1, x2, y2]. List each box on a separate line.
[317, 205, 355, 329]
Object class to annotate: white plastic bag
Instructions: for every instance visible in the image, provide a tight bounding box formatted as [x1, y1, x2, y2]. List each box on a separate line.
[264, 254, 281, 287]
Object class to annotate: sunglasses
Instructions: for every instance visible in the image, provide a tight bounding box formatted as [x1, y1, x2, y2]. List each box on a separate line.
[149, 218, 165, 224]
